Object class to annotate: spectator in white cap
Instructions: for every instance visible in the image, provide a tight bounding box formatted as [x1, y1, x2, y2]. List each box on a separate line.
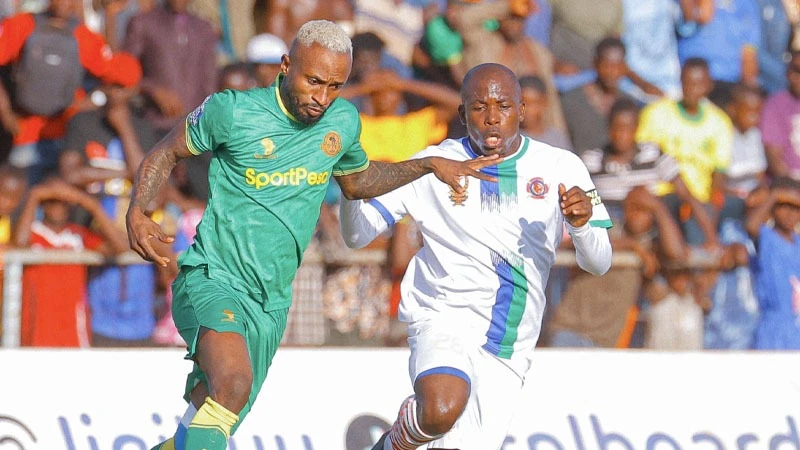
[246, 33, 289, 87]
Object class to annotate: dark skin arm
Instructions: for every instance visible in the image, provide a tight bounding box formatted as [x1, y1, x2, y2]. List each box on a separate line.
[335, 156, 499, 200]
[672, 175, 719, 247]
[130, 123, 500, 262]
[14, 179, 129, 254]
[618, 187, 688, 277]
[126, 125, 191, 266]
[744, 188, 778, 240]
[765, 143, 790, 179]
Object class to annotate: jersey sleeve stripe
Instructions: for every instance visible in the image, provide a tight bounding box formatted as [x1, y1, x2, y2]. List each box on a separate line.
[331, 161, 370, 177]
[367, 199, 396, 227]
[184, 120, 202, 155]
[589, 218, 614, 228]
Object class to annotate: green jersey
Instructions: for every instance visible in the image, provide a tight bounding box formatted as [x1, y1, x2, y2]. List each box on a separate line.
[179, 79, 369, 311]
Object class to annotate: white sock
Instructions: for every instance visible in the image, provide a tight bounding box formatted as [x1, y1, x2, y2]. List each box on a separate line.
[180, 403, 198, 428]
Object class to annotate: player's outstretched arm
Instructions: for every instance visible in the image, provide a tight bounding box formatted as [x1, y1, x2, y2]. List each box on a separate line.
[559, 183, 612, 276]
[336, 155, 501, 200]
[126, 124, 193, 267]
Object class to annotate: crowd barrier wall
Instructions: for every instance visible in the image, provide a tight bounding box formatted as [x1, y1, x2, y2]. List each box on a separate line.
[1, 348, 799, 450]
[1, 249, 641, 348]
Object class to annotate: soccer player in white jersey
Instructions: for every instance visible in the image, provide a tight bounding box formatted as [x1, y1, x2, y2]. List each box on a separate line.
[340, 63, 614, 450]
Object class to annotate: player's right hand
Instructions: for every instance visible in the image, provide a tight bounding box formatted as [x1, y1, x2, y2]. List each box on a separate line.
[126, 206, 174, 267]
[429, 155, 503, 194]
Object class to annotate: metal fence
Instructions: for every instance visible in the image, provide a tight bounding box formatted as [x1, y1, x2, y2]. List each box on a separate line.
[1, 248, 641, 348]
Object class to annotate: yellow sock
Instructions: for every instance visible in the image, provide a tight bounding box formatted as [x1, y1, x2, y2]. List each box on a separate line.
[151, 437, 175, 450]
[189, 397, 239, 439]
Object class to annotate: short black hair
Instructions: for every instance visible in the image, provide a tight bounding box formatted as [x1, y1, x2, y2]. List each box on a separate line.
[682, 57, 709, 74]
[351, 32, 385, 55]
[219, 62, 253, 79]
[518, 75, 547, 94]
[608, 97, 640, 122]
[595, 36, 625, 59]
[728, 82, 764, 106]
[0, 164, 25, 183]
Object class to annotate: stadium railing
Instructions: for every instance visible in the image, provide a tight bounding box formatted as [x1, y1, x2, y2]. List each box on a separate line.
[1, 248, 641, 348]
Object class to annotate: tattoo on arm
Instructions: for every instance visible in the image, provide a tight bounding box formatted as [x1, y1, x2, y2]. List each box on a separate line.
[131, 129, 191, 211]
[131, 148, 176, 211]
[338, 159, 430, 199]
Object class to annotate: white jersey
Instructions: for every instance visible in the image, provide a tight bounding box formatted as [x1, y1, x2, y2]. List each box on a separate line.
[342, 137, 612, 377]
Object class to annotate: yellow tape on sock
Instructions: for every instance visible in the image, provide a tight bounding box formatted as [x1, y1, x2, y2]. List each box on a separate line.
[189, 397, 239, 438]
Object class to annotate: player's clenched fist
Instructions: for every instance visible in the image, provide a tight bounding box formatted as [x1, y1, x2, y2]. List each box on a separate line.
[558, 183, 593, 228]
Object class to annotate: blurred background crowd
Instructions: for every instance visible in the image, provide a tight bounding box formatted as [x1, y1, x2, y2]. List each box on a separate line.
[0, 0, 799, 352]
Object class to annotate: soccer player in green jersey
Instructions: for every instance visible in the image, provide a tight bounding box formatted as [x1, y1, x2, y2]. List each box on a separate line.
[126, 20, 498, 450]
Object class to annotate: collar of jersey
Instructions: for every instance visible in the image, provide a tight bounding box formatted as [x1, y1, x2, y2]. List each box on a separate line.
[274, 73, 300, 122]
[676, 99, 706, 123]
[461, 136, 529, 166]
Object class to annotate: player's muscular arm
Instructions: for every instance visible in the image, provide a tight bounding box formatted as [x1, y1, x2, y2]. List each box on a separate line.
[336, 159, 431, 200]
[126, 125, 193, 266]
[336, 156, 500, 200]
[130, 129, 192, 211]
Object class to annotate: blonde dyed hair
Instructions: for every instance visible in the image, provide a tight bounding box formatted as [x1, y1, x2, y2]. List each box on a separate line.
[293, 20, 352, 56]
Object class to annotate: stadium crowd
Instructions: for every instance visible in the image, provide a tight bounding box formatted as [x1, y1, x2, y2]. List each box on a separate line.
[0, 0, 799, 352]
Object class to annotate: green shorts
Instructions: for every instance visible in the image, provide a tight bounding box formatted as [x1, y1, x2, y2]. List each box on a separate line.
[171, 265, 289, 433]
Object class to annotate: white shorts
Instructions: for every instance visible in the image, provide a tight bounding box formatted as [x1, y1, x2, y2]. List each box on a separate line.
[407, 318, 525, 450]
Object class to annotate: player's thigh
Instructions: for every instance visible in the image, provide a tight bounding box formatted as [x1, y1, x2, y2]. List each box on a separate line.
[171, 265, 249, 352]
[172, 266, 288, 414]
[430, 348, 524, 450]
[408, 319, 475, 407]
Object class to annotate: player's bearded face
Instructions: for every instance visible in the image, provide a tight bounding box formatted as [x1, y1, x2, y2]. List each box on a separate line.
[281, 45, 351, 125]
[285, 90, 326, 125]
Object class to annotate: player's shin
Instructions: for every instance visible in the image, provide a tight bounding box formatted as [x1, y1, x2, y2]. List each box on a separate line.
[383, 395, 444, 450]
[183, 397, 239, 450]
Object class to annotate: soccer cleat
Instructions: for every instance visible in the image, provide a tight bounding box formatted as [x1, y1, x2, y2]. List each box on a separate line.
[370, 431, 389, 450]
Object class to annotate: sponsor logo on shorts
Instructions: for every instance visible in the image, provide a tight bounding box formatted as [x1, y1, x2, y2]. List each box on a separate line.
[244, 167, 329, 189]
[222, 310, 236, 323]
[321, 131, 342, 157]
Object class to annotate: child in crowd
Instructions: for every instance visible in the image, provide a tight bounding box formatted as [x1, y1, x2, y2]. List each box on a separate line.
[13, 178, 128, 346]
[548, 186, 687, 348]
[746, 177, 800, 349]
[519, 75, 572, 150]
[724, 83, 767, 217]
[0, 164, 26, 248]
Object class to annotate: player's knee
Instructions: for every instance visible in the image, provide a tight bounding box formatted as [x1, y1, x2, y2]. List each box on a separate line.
[211, 369, 253, 410]
[417, 398, 462, 436]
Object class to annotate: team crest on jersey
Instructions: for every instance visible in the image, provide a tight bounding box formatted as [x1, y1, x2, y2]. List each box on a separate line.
[449, 177, 469, 206]
[321, 131, 342, 156]
[587, 189, 603, 206]
[254, 138, 277, 159]
[526, 177, 548, 199]
[188, 95, 212, 126]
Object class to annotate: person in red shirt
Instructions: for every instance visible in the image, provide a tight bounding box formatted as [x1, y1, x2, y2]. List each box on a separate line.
[14, 177, 128, 347]
[0, 0, 141, 185]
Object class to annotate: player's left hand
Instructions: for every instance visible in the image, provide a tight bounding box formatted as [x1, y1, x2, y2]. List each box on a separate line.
[558, 183, 593, 228]
[429, 155, 502, 194]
